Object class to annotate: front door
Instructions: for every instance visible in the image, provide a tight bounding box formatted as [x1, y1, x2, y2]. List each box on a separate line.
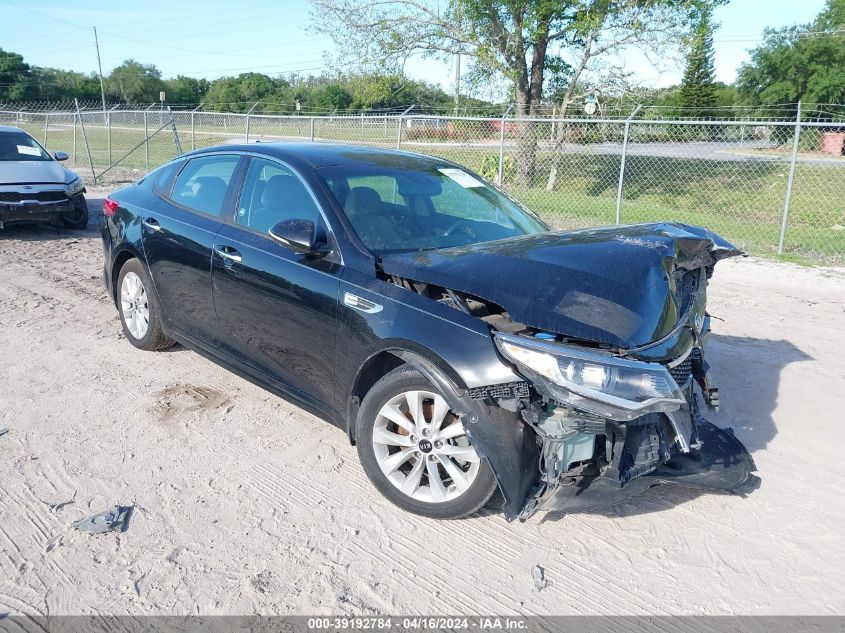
[211, 156, 340, 412]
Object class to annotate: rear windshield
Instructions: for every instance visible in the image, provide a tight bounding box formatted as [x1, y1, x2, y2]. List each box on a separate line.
[0, 130, 52, 162]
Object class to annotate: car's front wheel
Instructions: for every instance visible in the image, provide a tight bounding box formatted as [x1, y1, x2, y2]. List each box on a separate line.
[116, 259, 174, 351]
[356, 366, 497, 519]
[62, 194, 88, 229]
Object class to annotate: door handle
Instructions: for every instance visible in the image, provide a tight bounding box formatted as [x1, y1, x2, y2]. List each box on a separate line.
[142, 218, 161, 231]
[215, 245, 242, 263]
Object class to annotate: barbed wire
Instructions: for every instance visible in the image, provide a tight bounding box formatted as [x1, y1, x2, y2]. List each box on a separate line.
[3, 100, 845, 122]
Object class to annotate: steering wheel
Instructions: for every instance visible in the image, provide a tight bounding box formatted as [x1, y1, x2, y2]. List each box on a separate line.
[442, 219, 476, 238]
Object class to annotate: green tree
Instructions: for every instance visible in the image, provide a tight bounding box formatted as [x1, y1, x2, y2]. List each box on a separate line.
[737, 0, 845, 115]
[312, 0, 720, 186]
[0, 48, 34, 101]
[678, 9, 717, 118]
[108, 60, 165, 103]
[313, 83, 353, 111]
[204, 73, 283, 111]
[164, 76, 210, 105]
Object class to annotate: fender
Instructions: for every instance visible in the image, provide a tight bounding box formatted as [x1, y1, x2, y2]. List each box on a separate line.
[346, 343, 466, 442]
[108, 244, 146, 304]
[354, 347, 539, 521]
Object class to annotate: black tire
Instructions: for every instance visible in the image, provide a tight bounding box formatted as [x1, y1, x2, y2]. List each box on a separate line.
[116, 258, 175, 351]
[356, 365, 497, 519]
[62, 194, 89, 229]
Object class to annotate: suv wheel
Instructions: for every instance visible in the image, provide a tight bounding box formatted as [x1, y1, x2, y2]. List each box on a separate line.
[117, 259, 174, 351]
[356, 366, 497, 519]
[62, 195, 89, 229]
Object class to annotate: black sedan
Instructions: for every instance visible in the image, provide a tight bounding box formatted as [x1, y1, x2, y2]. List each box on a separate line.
[101, 143, 757, 520]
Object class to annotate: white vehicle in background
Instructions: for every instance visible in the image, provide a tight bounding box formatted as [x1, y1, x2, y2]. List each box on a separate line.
[0, 125, 88, 230]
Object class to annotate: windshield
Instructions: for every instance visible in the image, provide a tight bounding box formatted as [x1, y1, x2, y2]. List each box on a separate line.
[318, 163, 547, 254]
[0, 130, 52, 162]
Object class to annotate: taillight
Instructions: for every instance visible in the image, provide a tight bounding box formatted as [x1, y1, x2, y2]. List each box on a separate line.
[103, 197, 119, 217]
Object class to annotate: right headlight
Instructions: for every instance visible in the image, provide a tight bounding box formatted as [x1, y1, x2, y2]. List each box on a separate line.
[65, 176, 84, 197]
[495, 333, 686, 421]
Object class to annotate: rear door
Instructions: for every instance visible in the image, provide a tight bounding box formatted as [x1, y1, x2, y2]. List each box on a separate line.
[211, 156, 340, 413]
[141, 153, 242, 344]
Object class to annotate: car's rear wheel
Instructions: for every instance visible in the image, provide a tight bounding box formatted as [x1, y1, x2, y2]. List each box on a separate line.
[116, 259, 174, 351]
[62, 195, 88, 229]
[356, 366, 497, 519]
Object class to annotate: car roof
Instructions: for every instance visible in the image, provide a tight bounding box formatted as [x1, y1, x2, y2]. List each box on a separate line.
[184, 142, 456, 170]
[0, 125, 27, 134]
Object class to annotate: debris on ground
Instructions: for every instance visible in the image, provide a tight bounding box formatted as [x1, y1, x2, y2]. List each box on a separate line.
[532, 564, 548, 592]
[72, 505, 133, 534]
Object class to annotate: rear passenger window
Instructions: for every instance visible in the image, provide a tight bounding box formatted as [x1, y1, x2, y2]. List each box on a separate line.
[170, 155, 239, 216]
[149, 160, 183, 194]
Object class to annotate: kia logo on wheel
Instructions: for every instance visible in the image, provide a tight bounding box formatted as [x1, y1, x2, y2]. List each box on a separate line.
[418, 439, 433, 453]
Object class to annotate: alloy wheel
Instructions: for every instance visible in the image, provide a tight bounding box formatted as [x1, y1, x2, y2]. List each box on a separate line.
[372, 390, 481, 503]
[120, 272, 150, 340]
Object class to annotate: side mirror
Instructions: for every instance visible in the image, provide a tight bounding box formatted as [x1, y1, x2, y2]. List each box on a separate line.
[54, 151, 69, 162]
[269, 218, 328, 256]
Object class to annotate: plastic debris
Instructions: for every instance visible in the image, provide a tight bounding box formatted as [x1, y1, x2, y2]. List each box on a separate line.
[72, 505, 133, 534]
[532, 564, 548, 592]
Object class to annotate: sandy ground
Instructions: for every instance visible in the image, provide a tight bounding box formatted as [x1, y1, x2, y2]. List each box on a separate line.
[1, 191, 844, 617]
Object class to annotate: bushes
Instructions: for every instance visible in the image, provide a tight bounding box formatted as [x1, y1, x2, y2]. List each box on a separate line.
[477, 154, 515, 183]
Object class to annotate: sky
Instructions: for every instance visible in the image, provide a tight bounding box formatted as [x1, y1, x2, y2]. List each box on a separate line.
[0, 0, 830, 99]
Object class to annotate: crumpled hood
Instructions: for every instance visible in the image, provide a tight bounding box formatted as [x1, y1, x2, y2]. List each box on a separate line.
[0, 160, 69, 186]
[380, 222, 742, 349]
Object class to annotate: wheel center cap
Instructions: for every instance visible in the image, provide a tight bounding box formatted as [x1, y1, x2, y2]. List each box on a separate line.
[417, 439, 433, 453]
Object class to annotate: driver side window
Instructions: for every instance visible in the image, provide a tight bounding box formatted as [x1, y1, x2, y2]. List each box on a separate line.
[236, 157, 320, 234]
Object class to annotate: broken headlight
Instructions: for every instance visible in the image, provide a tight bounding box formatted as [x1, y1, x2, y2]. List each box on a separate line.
[494, 333, 686, 421]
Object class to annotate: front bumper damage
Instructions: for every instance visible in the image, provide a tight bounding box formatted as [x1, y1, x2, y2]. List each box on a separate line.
[0, 200, 70, 228]
[458, 344, 757, 522]
[0, 188, 82, 229]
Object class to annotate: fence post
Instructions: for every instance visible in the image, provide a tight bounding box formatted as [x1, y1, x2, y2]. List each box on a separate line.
[75, 99, 96, 185]
[245, 102, 259, 142]
[497, 104, 514, 186]
[396, 104, 415, 149]
[191, 103, 202, 151]
[310, 117, 315, 142]
[43, 113, 49, 147]
[73, 114, 77, 163]
[615, 104, 642, 225]
[778, 101, 802, 255]
[107, 111, 112, 166]
[144, 111, 150, 170]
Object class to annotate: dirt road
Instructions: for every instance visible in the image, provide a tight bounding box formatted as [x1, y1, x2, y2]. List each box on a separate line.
[1, 193, 844, 616]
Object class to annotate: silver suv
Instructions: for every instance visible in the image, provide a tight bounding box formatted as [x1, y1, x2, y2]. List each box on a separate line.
[0, 125, 87, 230]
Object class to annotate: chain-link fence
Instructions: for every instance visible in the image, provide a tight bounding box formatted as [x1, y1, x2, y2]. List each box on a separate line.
[2, 105, 843, 264]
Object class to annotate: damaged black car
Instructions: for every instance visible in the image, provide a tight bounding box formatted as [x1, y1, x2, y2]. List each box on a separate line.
[101, 143, 757, 521]
[0, 126, 88, 230]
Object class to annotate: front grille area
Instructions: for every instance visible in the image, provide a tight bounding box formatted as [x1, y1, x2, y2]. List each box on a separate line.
[0, 190, 68, 203]
[468, 381, 531, 400]
[669, 356, 693, 386]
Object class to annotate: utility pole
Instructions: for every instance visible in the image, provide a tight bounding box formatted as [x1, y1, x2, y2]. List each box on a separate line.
[93, 27, 107, 115]
[453, 0, 461, 115]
